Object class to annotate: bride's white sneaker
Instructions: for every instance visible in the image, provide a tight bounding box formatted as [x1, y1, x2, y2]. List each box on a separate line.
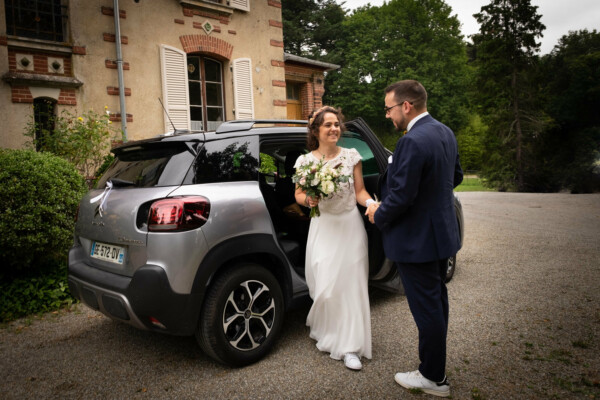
[343, 353, 362, 370]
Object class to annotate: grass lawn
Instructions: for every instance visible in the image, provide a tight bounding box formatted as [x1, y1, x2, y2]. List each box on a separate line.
[455, 174, 495, 192]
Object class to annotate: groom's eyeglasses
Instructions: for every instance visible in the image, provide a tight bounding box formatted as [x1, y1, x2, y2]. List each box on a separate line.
[384, 101, 413, 114]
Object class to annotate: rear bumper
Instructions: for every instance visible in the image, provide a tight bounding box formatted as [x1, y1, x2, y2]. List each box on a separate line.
[68, 246, 203, 336]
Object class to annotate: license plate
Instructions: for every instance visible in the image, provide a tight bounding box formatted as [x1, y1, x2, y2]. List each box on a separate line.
[90, 241, 125, 264]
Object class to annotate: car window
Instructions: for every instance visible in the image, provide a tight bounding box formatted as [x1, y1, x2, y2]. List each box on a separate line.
[96, 143, 196, 188]
[184, 137, 259, 184]
[259, 141, 307, 177]
[338, 132, 379, 176]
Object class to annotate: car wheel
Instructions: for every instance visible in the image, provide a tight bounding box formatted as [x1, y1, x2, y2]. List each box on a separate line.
[445, 255, 456, 283]
[196, 263, 284, 366]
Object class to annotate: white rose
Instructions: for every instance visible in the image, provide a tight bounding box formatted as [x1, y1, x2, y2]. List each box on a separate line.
[322, 180, 335, 195]
[311, 178, 320, 186]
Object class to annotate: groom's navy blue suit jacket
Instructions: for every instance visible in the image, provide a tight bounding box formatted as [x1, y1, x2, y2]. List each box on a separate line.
[374, 114, 463, 263]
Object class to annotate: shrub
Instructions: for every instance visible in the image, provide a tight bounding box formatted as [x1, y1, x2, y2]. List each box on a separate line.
[0, 149, 88, 277]
[93, 153, 115, 187]
[0, 263, 74, 323]
[24, 107, 118, 180]
[378, 131, 401, 152]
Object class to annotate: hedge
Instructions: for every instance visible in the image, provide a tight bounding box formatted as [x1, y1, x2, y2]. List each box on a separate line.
[0, 149, 87, 276]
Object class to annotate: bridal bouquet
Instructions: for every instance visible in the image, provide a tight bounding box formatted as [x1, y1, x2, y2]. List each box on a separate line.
[292, 157, 350, 217]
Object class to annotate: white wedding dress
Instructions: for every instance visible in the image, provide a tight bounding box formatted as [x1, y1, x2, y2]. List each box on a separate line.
[294, 147, 372, 361]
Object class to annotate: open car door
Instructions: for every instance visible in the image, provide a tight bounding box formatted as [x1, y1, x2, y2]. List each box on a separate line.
[340, 119, 399, 290]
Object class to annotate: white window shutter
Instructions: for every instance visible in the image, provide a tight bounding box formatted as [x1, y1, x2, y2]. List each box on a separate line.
[230, 0, 249, 12]
[233, 58, 254, 120]
[160, 44, 191, 132]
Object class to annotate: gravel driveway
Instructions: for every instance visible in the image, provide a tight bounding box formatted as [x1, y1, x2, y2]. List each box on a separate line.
[1, 192, 599, 399]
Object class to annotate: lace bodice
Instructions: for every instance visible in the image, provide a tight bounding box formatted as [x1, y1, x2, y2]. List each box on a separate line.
[295, 147, 362, 215]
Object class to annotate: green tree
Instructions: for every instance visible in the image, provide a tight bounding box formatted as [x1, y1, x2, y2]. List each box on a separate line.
[456, 114, 487, 171]
[281, 0, 347, 64]
[472, 0, 545, 191]
[535, 29, 600, 192]
[323, 0, 471, 137]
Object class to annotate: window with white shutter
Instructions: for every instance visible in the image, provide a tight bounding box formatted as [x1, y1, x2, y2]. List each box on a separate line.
[232, 58, 254, 120]
[188, 56, 225, 132]
[229, 0, 250, 12]
[180, 1, 249, 12]
[160, 45, 191, 132]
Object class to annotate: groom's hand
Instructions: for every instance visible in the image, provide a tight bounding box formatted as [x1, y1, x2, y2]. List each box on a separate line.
[365, 203, 379, 224]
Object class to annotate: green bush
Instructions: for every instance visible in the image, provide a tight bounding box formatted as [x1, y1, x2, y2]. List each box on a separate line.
[0, 263, 74, 322]
[0, 149, 88, 276]
[378, 131, 401, 152]
[24, 107, 118, 180]
[93, 153, 115, 187]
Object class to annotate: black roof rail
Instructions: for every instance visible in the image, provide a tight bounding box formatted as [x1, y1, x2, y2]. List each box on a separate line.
[215, 119, 307, 134]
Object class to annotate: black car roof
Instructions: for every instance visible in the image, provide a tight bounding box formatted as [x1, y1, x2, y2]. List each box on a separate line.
[112, 120, 310, 151]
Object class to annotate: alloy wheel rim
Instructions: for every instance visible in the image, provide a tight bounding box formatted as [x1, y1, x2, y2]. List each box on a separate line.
[222, 280, 275, 351]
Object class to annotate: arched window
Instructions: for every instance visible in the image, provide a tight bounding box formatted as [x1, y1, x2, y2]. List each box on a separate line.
[187, 55, 224, 131]
[33, 97, 56, 151]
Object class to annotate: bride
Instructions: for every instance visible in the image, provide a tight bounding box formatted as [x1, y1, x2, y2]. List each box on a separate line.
[294, 106, 378, 370]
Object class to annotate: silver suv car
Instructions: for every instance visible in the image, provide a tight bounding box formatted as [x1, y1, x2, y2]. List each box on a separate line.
[68, 118, 463, 366]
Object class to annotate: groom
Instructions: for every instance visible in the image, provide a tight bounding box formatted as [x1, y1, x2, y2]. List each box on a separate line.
[366, 80, 463, 397]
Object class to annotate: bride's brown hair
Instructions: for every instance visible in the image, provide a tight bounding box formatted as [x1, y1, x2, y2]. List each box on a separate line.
[306, 106, 346, 150]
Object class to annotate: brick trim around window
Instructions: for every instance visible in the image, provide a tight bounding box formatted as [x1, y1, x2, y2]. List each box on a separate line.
[180, 35, 233, 60]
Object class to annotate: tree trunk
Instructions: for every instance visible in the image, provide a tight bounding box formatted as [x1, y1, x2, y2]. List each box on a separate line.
[512, 69, 523, 190]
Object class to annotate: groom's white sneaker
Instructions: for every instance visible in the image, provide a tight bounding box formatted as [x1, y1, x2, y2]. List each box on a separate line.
[343, 353, 362, 370]
[394, 370, 450, 397]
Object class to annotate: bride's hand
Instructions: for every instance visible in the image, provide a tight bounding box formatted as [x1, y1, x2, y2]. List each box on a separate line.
[365, 202, 379, 223]
[306, 196, 319, 208]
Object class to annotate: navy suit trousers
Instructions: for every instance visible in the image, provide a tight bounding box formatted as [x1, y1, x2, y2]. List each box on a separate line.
[396, 259, 449, 382]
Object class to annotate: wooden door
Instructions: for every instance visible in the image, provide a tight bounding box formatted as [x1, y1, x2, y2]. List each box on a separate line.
[286, 82, 303, 120]
[287, 100, 302, 120]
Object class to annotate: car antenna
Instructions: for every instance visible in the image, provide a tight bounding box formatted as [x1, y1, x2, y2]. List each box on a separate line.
[158, 97, 180, 135]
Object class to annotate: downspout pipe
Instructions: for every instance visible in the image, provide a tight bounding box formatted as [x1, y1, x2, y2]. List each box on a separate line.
[113, 0, 128, 141]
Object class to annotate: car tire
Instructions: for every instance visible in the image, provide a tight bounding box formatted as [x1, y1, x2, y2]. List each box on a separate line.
[445, 255, 456, 283]
[196, 263, 284, 367]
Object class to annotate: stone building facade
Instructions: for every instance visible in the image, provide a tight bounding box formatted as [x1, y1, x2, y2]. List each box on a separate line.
[0, 0, 338, 149]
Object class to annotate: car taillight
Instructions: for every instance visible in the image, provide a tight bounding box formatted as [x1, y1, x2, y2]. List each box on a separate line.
[148, 196, 210, 232]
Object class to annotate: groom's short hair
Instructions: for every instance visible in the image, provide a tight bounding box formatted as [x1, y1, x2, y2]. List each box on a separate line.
[385, 80, 427, 111]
